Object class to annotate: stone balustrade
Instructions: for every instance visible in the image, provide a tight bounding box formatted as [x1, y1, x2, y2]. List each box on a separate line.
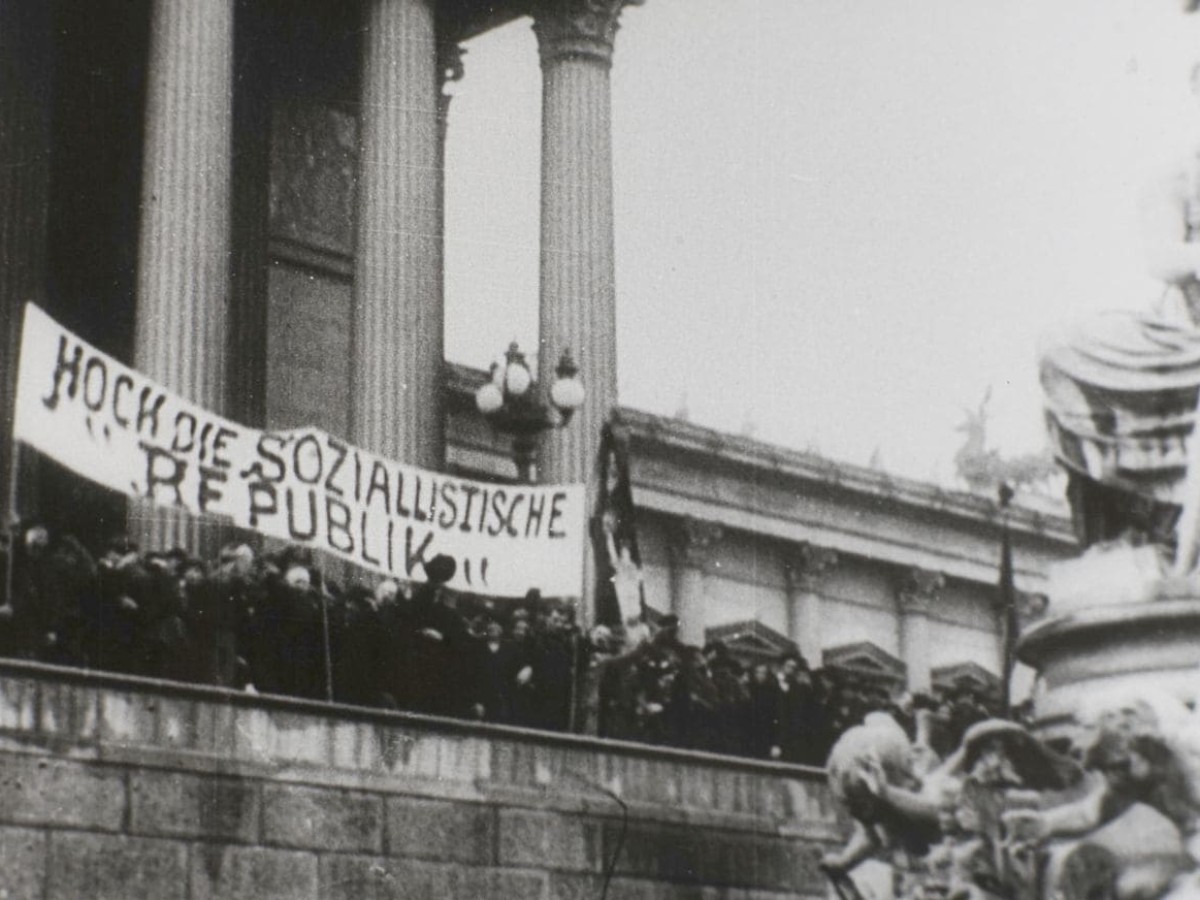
[0, 659, 838, 899]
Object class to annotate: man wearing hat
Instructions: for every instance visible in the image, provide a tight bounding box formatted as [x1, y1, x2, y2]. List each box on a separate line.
[775, 652, 821, 764]
[403, 554, 471, 717]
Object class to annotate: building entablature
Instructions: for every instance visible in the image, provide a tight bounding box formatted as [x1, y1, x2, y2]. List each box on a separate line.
[614, 408, 1074, 594]
[445, 363, 1077, 595]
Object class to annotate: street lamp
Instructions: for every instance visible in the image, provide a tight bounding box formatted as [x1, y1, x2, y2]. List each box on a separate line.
[474, 343, 585, 483]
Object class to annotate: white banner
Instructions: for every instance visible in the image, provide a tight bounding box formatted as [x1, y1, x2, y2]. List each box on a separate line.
[12, 304, 585, 597]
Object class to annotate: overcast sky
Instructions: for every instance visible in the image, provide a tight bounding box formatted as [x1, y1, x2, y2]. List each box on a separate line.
[443, 0, 1200, 487]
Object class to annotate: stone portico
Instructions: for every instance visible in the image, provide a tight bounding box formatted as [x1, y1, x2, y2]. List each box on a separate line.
[0, 0, 637, 606]
[0, 0, 1076, 688]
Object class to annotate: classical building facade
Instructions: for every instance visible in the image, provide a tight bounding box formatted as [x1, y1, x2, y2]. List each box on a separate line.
[1, 0, 1077, 694]
[446, 366, 1078, 692]
[0, 0, 629, 560]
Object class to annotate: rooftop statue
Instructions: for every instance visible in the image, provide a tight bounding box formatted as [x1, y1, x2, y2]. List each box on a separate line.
[953, 388, 1056, 495]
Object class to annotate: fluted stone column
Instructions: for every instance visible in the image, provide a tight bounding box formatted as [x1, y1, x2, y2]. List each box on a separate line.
[533, 0, 639, 620]
[0, 2, 52, 520]
[897, 567, 945, 693]
[351, 0, 443, 467]
[783, 543, 838, 668]
[668, 517, 722, 646]
[132, 0, 234, 552]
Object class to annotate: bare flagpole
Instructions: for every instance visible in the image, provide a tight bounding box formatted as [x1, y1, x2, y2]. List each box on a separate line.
[315, 554, 334, 702]
[3, 443, 19, 616]
[3, 303, 28, 616]
[997, 482, 1018, 715]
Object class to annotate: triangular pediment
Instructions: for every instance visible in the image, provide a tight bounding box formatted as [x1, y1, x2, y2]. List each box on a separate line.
[932, 661, 1000, 694]
[641, 604, 667, 626]
[705, 620, 798, 665]
[823, 642, 906, 683]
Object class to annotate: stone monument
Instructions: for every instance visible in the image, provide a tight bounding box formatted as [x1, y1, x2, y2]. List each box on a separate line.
[820, 65, 1200, 900]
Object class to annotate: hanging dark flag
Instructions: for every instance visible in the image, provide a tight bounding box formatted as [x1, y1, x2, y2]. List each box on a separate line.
[998, 482, 1019, 714]
[593, 421, 646, 627]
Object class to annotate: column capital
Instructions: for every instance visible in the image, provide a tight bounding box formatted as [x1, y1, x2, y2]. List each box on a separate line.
[668, 517, 723, 571]
[783, 542, 838, 594]
[532, 0, 642, 67]
[896, 567, 945, 615]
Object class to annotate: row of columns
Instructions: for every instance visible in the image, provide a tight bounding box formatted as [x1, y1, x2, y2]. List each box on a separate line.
[128, 0, 450, 549]
[666, 516, 957, 690]
[0, 0, 636, 566]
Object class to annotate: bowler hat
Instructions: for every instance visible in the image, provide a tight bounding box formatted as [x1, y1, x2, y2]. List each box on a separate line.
[424, 554, 456, 585]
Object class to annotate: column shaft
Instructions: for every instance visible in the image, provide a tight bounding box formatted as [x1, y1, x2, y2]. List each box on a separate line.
[351, 0, 444, 466]
[897, 568, 944, 693]
[0, 2, 52, 519]
[672, 568, 707, 647]
[788, 592, 823, 667]
[537, 57, 617, 486]
[668, 517, 722, 646]
[534, 0, 633, 622]
[132, 0, 234, 551]
[784, 543, 837, 668]
[900, 612, 932, 693]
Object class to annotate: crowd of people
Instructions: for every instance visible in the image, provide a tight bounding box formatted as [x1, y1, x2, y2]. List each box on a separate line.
[584, 616, 1003, 764]
[0, 522, 1004, 763]
[0, 523, 581, 727]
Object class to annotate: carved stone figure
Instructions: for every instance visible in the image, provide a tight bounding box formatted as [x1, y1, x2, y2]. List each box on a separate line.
[822, 715, 1085, 900]
[1003, 691, 1200, 899]
[1040, 68, 1200, 555]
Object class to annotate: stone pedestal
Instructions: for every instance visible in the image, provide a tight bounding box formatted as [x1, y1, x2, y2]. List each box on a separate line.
[668, 518, 722, 647]
[783, 544, 837, 668]
[897, 568, 945, 693]
[1020, 591, 1200, 740]
[131, 0, 234, 552]
[1016, 582, 1200, 892]
[533, 0, 636, 620]
[351, 0, 444, 467]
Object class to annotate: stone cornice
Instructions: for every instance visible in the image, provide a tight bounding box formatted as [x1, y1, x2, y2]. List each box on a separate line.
[436, 0, 524, 44]
[442, 364, 1077, 590]
[609, 406, 1074, 547]
[444, 363, 1073, 545]
[531, 0, 642, 67]
[783, 543, 838, 594]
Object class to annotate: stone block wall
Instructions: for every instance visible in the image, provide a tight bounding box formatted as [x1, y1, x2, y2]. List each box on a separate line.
[0, 661, 840, 899]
